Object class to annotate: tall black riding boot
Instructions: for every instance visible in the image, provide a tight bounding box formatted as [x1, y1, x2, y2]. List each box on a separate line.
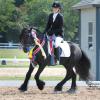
[54, 48, 59, 61]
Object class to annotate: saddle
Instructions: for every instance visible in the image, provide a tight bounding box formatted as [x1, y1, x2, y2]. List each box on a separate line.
[48, 36, 71, 57]
[47, 37, 71, 65]
[58, 41, 71, 57]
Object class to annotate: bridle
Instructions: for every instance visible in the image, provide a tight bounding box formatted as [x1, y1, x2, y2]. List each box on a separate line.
[20, 29, 35, 49]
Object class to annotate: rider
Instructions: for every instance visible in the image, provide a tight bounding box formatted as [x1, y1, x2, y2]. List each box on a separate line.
[44, 1, 64, 61]
[29, 28, 46, 59]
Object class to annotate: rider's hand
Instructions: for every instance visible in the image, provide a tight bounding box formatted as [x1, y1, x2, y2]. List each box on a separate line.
[42, 52, 47, 59]
[34, 38, 40, 44]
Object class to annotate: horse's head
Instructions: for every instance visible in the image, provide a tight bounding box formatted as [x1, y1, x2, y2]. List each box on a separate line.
[20, 27, 45, 53]
[20, 27, 35, 53]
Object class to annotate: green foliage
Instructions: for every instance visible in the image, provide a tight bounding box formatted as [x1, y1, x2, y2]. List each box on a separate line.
[0, 0, 15, 32]
[61, 0, 80, 40]
[0, 0, 80, 42]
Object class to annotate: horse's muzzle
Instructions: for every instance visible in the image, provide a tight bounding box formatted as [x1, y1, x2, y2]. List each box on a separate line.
[23, 47, 29, 53]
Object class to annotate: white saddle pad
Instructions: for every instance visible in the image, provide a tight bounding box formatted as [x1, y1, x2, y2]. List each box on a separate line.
[59, 41, 71, 57]
[55, 37, 71, 57]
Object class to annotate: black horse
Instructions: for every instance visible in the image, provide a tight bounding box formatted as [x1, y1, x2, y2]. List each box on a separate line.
[19, 27, 91, 93]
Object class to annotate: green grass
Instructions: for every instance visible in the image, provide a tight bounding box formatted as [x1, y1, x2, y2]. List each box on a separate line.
[0, 49, 77, 81]
[0, 64, 63, 68]
[0, 65, 29, 68]
[0, 76, 64, 81]
[0, 61, 30, 68]
[0, 76, 79, 81]
[0, 48, 64, 68]
[0, 49, 27, 58]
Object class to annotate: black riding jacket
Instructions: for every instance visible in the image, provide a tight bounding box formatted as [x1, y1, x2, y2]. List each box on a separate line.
[44, 13, 64, 37]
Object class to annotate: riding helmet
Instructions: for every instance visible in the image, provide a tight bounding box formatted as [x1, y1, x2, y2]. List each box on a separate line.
[52, 2, 61, 9]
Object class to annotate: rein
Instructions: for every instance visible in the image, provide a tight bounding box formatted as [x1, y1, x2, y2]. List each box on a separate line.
[33, 39, 45, 56]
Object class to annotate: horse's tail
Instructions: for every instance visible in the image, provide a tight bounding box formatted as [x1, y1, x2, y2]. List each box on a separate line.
[76, 50, 91, 80]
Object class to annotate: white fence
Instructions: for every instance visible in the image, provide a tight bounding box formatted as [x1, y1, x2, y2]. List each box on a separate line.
[0, 43, 20, 48]
[0, 58, 29, 62]
[0, 58, 30, 65]
[0, 43, 29, 65]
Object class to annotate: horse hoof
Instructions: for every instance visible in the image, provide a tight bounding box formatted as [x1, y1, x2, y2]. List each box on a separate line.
[37, 81, 45, 90]
[54, 85, 62, 92]
[18, 87, 27, 92]
[67, 88, 77, 94]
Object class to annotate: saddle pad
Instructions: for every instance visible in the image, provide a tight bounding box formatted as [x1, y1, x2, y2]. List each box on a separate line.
[59, 41, 71, 57]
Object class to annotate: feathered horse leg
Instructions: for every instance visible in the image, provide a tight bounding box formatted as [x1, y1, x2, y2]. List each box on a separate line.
[19, 62, 34, 92]
[34, 63, 46, 90]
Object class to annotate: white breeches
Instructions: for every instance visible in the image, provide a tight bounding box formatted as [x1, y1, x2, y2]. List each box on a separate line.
[47, 34, 64, 48]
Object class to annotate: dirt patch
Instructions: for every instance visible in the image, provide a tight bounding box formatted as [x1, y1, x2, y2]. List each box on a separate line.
[0, 87, 100, 100]
[0, 68, 66, 76]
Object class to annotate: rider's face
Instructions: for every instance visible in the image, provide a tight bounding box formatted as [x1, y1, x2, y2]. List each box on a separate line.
[52, 7, 60, 13]
[31, 29, 36, 32]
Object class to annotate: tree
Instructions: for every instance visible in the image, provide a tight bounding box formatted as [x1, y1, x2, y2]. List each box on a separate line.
[60, 0, 80, 40]
[0, 0, 27, 42]
[0, 0, 80, 43]
[25, 0, 80, 41]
